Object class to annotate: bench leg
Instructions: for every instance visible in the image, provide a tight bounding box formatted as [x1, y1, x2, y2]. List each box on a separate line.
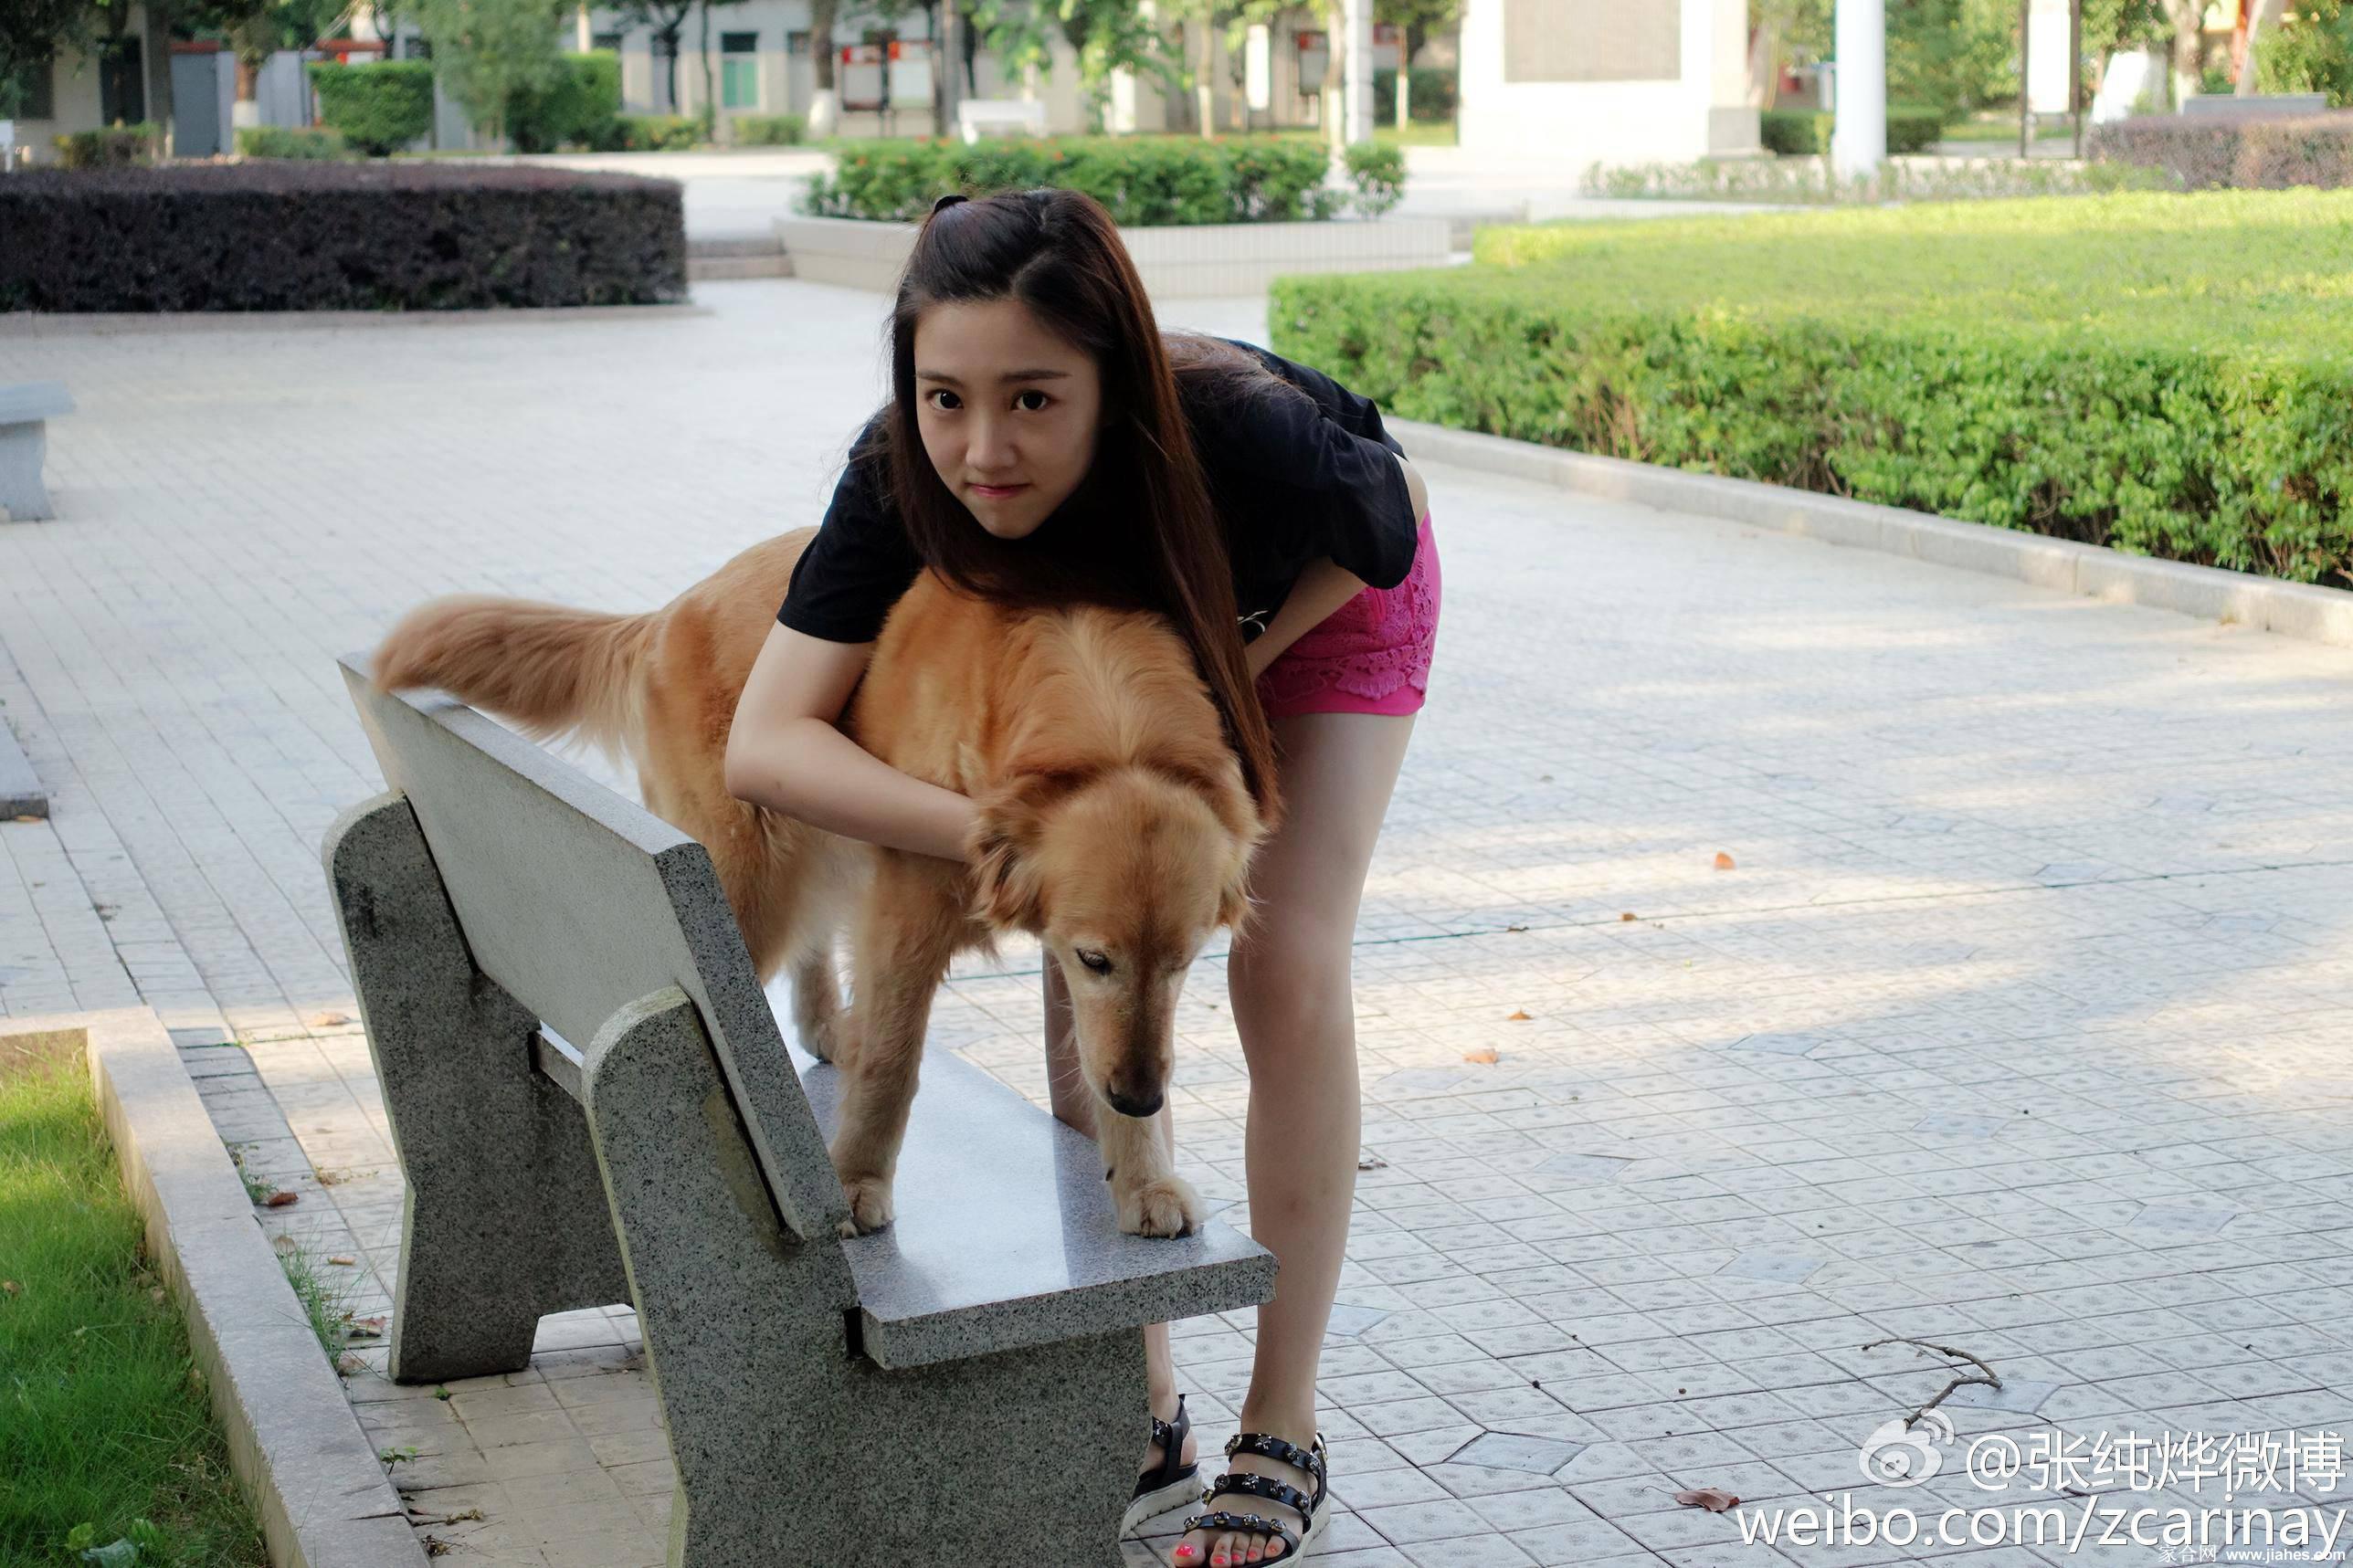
[0, 423, 56, 521]
[586, 991, 1143, 1567]
[324, 793, 630, 1383]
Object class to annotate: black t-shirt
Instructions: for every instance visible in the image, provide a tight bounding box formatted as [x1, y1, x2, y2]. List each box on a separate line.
[776, 342, 1419, 646]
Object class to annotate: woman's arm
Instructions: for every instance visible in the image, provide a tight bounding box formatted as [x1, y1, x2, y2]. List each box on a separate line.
[1243, 454, 1429, 681]
[723, 624, 978, 863]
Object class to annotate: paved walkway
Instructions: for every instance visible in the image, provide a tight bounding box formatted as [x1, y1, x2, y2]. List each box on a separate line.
[3, 282, 2350, 1568]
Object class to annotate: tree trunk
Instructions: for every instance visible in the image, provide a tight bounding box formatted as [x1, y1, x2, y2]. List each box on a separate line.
[1748, 19, 1780, 109]
[2165, 0, 2202, 107]
[699, 0, 713, 136]
[145, 0, 175, 155]
[2235, 0, 2282, 91]
[1195, 17, 1213, 136]
[1323, 0, 1345, 157]
[808, 0, 837, 132]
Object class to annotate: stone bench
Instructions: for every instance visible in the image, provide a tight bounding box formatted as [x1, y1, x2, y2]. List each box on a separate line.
[322, 653, 1275, 1566]
[957, 97, 1049, 143]
[2181, 92, 2331, 119]
[1, 382, 74, 521]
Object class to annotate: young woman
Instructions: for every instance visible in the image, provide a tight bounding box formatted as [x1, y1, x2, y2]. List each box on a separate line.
[724, 187, 1440, 1566]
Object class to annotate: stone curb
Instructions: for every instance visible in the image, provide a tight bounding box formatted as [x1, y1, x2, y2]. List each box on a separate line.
[0, 713, 44, 816]
[0, 1009, 425, 1568]
[0, 304, 714, 337]
[1392, 419, 2353, 649]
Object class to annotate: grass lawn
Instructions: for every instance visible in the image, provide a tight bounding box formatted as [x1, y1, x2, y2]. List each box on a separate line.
[0, 1037, 266, 1568]
[1467, 189, 2353, 363]
[1940, 114, 2080, 143]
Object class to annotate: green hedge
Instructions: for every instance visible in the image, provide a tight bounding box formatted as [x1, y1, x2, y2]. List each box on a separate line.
[805, 135, 1405, 225]
[1761, 107, 1948, 155]
[1270, 192, 2353, 587]
[733, 112, 806, 145]
[54, 124, 159, 168]
[617, 111, 702, 151]
[2089, 111, 2353, 188]
[236, 125, 350, 160]
[505, 51, 621, 153]
[1371, 66, 1457, 121]
[308, 59, 432, 155]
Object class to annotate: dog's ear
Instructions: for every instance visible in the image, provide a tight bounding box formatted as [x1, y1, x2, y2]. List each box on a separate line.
[967, 771, 1085, 931]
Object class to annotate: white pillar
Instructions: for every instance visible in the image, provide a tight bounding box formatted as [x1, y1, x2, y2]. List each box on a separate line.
[576, 3, 593, 52]
[1831, 0, 1884, 176]
[1343, 0, 1373, 142]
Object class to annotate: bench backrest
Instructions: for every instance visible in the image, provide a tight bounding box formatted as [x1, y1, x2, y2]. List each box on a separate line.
[957, 99, 1048, 143]
[0, 382, 74, 426]
[335, 652, 848, 1241]
[2181, 92, 2330, 119]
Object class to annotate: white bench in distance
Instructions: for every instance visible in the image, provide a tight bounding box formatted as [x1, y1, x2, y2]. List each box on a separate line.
[1, 382, 74, 521]
[957, 98, 1049, 143]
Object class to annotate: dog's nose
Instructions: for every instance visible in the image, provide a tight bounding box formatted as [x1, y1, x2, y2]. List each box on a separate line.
[1103, 1086, 1164, 1119]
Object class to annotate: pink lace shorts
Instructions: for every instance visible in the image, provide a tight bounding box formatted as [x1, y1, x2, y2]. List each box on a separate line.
[1255, 512, 1440, 721]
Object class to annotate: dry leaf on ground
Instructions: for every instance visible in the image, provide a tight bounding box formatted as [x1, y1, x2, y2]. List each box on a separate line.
[346, 1316, 387, 1340]
[264, 1191, 298, 1208]
[329, 1256, 356, 1267]
[1620, 911, 1637, 922]
[1, 1279, 20, 1297]
[1714, 852, 1736, 870]
[1674, 1488, 1741, 1512]
[1505, 1009, 1532, 1022]
[309, 1011, 352, 1027]
[1356, 1153, 1388, 1171]
[1462, 1047, 1500, 1064]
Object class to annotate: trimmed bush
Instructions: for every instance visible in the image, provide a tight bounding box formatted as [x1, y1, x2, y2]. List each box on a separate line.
[617, 112, 702, 151]
[1370, 67, 1457, 122]
[507, 51, 622, 153]
[0, 164, 686, 311]
[237, 125, 351, 160]
[733, 112, 806, 145]
[2089, 111, 2353, 189]
[1760, 107, 1947, 156]
[308, 59, 433, 155]
[805, 136, 1401, 225]
[54, 123, 159, 168]
[1270, 193, 2353, 587]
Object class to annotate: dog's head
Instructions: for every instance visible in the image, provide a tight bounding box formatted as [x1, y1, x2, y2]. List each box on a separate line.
[970, 760, 1263, 1120]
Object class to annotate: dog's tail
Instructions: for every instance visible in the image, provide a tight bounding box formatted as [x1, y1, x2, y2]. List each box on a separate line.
[371, 595, 656, 759]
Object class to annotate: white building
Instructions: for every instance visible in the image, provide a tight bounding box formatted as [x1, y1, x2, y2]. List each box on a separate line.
[562, 1, 1443, 139]
[1456, 0, 1757, 166]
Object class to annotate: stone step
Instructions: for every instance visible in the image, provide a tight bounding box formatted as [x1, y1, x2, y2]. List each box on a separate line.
[689, 252, 795, 281]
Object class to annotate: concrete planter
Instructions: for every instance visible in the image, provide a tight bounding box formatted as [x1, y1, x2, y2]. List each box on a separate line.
[775, 212, 1453, 297]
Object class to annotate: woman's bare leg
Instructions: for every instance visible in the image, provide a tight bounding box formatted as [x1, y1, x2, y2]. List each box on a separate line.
[1178, 710, 1417, 1566]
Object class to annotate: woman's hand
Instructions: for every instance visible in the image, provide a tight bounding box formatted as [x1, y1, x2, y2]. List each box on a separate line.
[1245, 556, 1368, 681]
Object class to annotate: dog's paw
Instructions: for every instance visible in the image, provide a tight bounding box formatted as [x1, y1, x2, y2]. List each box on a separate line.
[837, 1173, 895, 1237]
[802, 1015, 851, 1065]
[1114, 1173, 1203, 1238]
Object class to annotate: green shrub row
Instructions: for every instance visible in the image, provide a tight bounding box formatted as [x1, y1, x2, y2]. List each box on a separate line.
[308, 59, 433, 154]
[733, 112, 806, 145]
[1370, 66, 1458, 122]
[508, 51, 621, 153]
[616, 112, 702, 151]
[53, 123, 159, 168]
[2088, 111, 2353, 189]
[1760, 107, 1949, 156]
[804, 136, 1405, 225]
[1269, 193, 2353, 587]
[237, 124, 350, 160]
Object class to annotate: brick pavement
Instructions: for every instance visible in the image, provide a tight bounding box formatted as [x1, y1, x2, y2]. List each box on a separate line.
[2, 284, 2349, 1567]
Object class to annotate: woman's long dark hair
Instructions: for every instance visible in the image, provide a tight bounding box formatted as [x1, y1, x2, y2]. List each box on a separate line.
[871, 187, 1282, 821]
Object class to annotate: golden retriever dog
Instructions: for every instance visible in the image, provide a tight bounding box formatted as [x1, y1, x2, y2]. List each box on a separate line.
[371, 528, 1264, 1239]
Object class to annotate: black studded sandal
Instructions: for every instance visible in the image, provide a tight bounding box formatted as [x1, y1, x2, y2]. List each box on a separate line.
[1124, 1394, 1199, 1534]
[1182, 1430, 1330, 1561]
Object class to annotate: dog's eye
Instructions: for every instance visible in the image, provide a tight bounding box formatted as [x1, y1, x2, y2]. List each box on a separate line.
[1075, 948, 1113, 974]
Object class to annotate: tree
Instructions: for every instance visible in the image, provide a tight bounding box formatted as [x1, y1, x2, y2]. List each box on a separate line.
[0, 0, 90, 117]
[2255, 0, 2353, 101]
[414, 0, 563, 137]
[808, 0, 837, 131]
[1374, 0, 1454, 122]
[972, 0, 1180, 130]
[617, 0, 689, 108]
